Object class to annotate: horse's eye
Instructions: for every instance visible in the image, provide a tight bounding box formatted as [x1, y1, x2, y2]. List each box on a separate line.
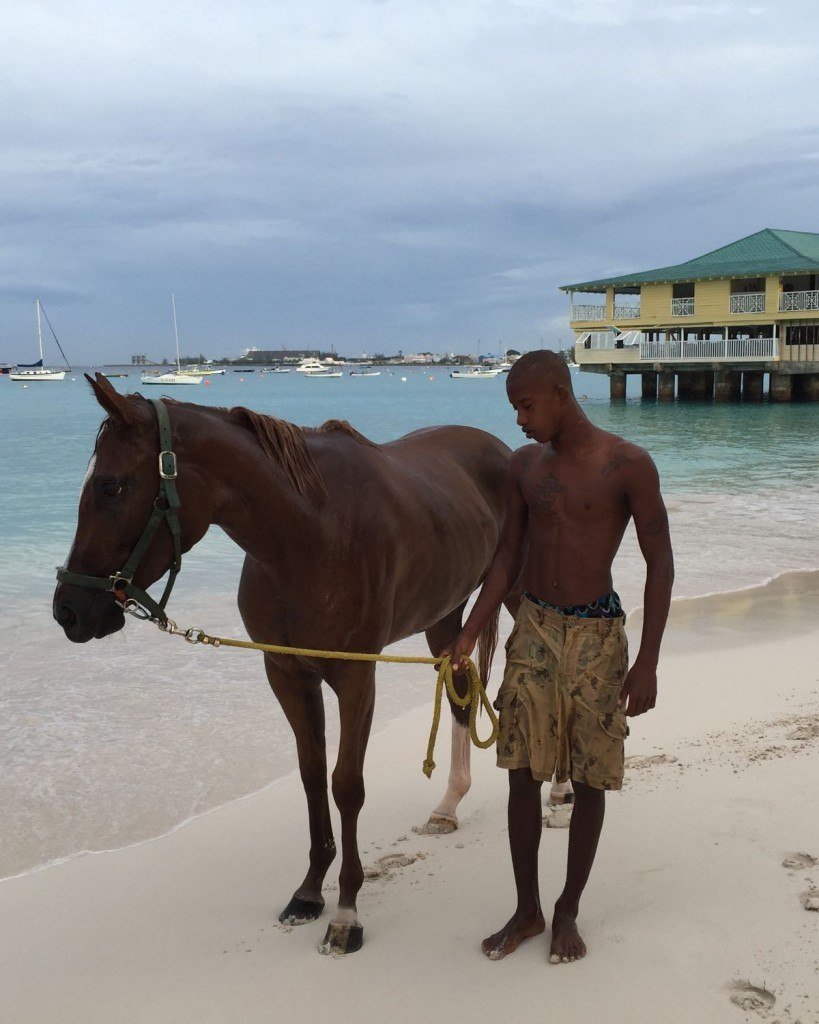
[103, 482, 123, 498]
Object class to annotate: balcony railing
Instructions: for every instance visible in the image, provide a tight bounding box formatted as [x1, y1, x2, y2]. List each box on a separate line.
[671, 298, 695, 316]
[613, 304, 640, 319]
[571, 304, 607, 321]
[779, 289, 819, 311]
[730, 292, 765, 314]
[639, 338, 777, 361]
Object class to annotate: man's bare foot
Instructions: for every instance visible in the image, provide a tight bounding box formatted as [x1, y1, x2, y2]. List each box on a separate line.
[549, 905, 586, 964]
[481, 911, 546, 961]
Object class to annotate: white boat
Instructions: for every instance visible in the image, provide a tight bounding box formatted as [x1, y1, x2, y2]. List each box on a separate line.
[141, 295, 203, 386]
[265, 366, 291, 373]
[449, 366, 502, 379]
[9, 300, 69, 381]
[179, 364, 224, 376]
[294, 358, 326, 374]
[349, 368, 380, 377]
[305, 370, 343, 378]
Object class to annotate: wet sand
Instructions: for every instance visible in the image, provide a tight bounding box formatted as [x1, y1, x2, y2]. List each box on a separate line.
[1, 580, 818, 1023]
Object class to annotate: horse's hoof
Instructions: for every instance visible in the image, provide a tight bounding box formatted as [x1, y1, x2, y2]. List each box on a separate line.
[417, 813, 458, 835]
[279, 896, 325, 925]
[318, 921, 364, 955]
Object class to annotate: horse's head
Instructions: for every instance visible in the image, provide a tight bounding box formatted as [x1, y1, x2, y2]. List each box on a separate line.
[53, 374, 206, 643]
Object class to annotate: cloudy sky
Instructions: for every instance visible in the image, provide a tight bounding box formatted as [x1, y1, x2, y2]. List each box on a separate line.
[2, 0, 818, 362]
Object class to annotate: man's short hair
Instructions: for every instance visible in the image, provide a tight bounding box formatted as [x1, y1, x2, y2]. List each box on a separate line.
[506, 350, 573, 392]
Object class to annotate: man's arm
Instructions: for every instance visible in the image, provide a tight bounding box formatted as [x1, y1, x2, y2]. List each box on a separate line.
[620, 451, 674, 716]
[450, 449, 529, 670]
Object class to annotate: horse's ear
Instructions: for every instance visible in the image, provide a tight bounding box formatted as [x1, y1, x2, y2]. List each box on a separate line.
[85, 372, 140, 426]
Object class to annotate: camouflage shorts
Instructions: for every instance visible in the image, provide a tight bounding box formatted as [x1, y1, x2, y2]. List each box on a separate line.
[494, 595, 630, 791]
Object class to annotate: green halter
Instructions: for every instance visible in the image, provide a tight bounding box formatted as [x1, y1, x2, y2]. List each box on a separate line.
[56, 399, 182, 626]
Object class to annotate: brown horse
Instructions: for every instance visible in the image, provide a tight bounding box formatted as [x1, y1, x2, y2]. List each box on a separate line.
[53, 374, 514, 954]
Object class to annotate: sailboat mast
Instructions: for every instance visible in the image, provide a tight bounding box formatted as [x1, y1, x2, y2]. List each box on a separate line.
[171, 293, 181, 372]
[36, 298, 44, 363]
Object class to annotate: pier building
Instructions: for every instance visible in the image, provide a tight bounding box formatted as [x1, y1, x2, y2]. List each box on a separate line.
[560, 228, 819, 401]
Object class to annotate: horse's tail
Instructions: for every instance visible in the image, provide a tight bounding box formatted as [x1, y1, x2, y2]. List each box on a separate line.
[476, 605, 500, 693]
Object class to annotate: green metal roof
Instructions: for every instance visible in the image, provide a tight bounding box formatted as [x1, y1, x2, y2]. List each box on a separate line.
[560, 229, 819, 292]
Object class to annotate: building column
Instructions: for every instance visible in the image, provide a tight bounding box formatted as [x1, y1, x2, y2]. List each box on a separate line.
[677, 373, 694, 400]
[714, 369, 741, 402]
[641, 372, 657, 400]
[769, 372, 793, 402]
[793, 373, 819, 401]
[610, 370, 626, 400]
[658, 371, 675, 402]
[689, 371, 714, 400]
[743, 371, 764, 402]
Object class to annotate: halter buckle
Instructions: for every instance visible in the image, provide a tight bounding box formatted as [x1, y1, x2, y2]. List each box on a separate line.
[158, 450, 178, 480]
[109, 573, 133, 593]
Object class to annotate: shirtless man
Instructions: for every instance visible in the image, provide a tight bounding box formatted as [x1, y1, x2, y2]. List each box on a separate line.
[449, 350, 674, 964]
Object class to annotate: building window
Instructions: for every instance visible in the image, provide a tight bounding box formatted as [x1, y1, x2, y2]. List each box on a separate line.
[671, 282, 694, 316]
[786, 324, 819, 345]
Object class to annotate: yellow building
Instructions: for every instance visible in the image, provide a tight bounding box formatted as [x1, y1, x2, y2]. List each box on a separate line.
[560, 228, 819, 401]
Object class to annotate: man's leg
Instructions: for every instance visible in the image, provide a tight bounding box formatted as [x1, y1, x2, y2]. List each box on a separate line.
[481, 768, 547, 960]
[550, 779, 605, 964]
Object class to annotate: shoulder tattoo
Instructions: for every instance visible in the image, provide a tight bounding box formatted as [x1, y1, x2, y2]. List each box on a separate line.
[601, 452, 633, 477]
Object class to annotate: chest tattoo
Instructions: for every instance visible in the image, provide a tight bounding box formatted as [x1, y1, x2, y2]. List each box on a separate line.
[531, 472, 565, 523]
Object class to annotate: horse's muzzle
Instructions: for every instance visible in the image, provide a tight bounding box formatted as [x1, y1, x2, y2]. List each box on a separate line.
[53, 584, 126, 643]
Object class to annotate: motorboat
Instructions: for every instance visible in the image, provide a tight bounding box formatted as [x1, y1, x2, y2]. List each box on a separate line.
[449, 366, 502, 379]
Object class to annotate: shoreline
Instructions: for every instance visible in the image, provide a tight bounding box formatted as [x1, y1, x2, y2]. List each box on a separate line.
[1, 604, 818, 1023]
[3, 567, 818, 887]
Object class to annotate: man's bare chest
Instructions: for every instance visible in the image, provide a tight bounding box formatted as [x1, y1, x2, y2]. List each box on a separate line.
[521, 460, 626, 527]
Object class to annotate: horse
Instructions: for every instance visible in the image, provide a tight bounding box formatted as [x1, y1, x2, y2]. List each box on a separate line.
[53, 373, 516, 954]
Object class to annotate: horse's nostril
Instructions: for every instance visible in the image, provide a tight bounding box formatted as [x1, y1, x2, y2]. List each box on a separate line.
[58, 603, 77, 628]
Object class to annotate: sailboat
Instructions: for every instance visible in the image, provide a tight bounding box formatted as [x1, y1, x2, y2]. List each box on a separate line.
[9, 300, 69, 381]
[140, 295, 202, 386]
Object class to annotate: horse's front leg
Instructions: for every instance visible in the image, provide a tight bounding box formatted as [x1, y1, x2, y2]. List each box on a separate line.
[264, 656, 336, 925]
[422, 608, 472, 834]
[319, 662, 375, 955]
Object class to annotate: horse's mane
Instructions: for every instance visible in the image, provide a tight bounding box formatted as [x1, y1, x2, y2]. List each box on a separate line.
[163, 399, 376, 498]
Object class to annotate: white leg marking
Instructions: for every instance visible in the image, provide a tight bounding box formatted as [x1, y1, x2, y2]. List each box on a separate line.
[432, 718, 471, 822]
[331, 906, 360, 926]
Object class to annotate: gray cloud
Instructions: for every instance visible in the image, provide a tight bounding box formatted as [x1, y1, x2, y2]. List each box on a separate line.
[0, 0, 817, 361]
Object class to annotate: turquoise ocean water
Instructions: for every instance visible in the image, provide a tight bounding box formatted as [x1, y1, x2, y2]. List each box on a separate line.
[1, 367, 817, 879]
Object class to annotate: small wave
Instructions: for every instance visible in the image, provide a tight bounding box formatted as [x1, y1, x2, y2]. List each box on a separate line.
[628, 568, 819, 652]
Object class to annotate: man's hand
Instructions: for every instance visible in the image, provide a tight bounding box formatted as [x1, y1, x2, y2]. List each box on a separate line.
[619, 661, 657, 716]
[446, 630, 478, 674]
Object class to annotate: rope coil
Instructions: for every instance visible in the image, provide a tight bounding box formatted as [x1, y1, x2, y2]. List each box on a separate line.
[169, 623, 498, 777]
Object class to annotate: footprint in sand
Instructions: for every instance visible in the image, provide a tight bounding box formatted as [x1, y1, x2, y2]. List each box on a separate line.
[786, 716, 819, 741]
[800, 888, 819, 912]
[729, 981, 776, 1014]
[782, 852, 817, 871]
[363, 852, 425, 881]
[625, 753, 678, 769]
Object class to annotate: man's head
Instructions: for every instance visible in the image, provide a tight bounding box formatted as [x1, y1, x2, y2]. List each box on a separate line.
[506, 351, 575, 444]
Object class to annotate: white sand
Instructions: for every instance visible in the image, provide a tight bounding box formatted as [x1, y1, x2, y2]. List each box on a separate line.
[2, 593, 818, 1024]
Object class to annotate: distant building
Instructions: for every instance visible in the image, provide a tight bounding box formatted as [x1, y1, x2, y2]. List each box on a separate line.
[233, 349, 331, 364]
[561, 228, 819, 402]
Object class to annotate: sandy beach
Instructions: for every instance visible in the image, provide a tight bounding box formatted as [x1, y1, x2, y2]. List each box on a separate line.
[2, 575, 818, 1024]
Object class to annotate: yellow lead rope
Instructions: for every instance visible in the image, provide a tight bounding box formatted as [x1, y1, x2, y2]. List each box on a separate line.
[190, 629, 499, 778]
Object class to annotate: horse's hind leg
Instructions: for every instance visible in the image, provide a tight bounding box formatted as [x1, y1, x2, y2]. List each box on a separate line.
[264, 656, 336, 926]
[422, 605, 471, 834]
[319, 661, 376, 955]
